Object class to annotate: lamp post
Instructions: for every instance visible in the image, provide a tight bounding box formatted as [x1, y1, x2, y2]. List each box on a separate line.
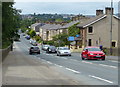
[110, 0, 113, 55]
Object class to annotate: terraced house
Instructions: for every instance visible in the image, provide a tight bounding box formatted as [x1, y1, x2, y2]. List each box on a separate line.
[77, 7, 120, 55]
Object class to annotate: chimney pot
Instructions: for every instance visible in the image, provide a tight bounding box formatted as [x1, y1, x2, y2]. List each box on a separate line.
[105, 7, 114, 15]
[96, 10, 103, 16]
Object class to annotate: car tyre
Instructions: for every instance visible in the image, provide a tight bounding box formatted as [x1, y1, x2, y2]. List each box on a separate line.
[82, 57, 85, 60]
[102, 58, 105, 60]
[29, 53, 32, 55]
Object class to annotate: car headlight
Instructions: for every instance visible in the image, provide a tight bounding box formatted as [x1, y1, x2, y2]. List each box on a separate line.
[102, 53, 105, 55]
[90, 53, 94, 55]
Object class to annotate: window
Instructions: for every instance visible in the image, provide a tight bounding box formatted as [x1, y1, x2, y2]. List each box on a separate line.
[88, 26, 93, 33]
[112, 41, 116, 47]
[88, 39, 92, 46]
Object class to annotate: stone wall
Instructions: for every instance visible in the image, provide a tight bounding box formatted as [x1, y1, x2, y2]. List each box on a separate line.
[1, 44, 12, 62]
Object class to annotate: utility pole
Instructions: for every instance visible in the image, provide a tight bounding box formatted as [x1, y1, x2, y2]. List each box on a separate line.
[110, 0, 113, 55]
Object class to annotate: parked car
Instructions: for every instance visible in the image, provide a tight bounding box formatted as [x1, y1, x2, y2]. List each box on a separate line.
[30, 40, 37, 46]
[81, 46, 105, 60]
[22, 33, 26, 36]
[25, 35, 30, 40]
[46, 46, 57, 53]
[57, 47, 71, 56]
[42, 45, 50, 51]
[29, 46, 40, 54]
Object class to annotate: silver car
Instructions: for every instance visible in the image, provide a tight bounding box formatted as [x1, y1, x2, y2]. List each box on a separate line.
[57, 47, 71, 56]
[42, 45, 50, 51]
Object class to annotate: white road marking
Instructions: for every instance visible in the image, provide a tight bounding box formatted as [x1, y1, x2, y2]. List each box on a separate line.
[99, 64, 117, 69]
[108, 60, 118, 63]
[46, 54, 50, 55]
[89, 75, 113, 84]
[61, 57, 67, 59]
[66, 68, 80, 74]
[82, 61, 93, 64]
[70, 59, 78, 61]
[46, 61, 52, 64]
[58, 65, 63, 68]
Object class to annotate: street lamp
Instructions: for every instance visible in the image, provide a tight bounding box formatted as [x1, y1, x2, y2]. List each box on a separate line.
[110, 0, 113, 55]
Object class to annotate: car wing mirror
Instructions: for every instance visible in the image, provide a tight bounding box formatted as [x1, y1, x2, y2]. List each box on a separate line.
[85, 49, 88, 52]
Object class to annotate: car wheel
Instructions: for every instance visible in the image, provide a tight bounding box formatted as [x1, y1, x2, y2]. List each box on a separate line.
[29, 53, 32, 55]
[69, 54, 71, 56]
[82, 57, 84, 60]
[102, 58, 105, 60]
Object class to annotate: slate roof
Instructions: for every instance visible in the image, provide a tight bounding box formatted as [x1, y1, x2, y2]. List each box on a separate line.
[77, 14, 107, 28]
[60, 20, 80, 29]
[31, 23, 45, 32]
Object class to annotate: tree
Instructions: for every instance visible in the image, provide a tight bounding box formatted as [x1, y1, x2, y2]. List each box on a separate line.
[29, 29, 36, 38]
[52, 33, 69, 47]
[2, 2, 21, 48]
[68, 23, 80, 36]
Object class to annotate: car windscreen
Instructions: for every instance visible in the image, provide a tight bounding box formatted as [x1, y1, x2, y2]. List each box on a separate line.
[87, 48, 101, 51]
[59, 48, 69, 50]
[49, 46, 56, 49]
[34, 47, 39, 50]
[44, 45, 49, 47]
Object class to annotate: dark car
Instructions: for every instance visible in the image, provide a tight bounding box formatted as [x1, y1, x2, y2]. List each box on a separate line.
[29, 46, 40, 54]
[25, 35, 30, 40]
[46, 46, 56, 53]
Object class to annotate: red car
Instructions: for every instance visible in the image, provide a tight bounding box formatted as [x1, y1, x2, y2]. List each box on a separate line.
[81, 46, 105, 60]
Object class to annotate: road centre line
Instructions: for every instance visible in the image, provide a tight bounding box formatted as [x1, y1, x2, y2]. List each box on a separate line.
[99, 64, 117, 68]
[82, 61, 93, 64]
[108, 60, 118, 63]
[89, 75, 113, 84]
[66, 68, 81, 74]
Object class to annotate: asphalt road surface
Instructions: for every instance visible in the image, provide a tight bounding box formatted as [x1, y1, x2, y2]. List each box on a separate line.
[2, 34, 118, 85]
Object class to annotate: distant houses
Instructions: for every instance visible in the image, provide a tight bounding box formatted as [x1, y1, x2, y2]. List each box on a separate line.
[30, 7, 119, 55]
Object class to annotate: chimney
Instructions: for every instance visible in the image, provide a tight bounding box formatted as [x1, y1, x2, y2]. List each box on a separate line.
[105, 7, 114, 15]
[96, 10, 103, 16]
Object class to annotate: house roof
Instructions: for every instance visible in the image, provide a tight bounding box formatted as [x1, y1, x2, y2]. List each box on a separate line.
[40, 24, 54, 30]
[31, 23, 45, 32]
[77, 14, 107, 28]
[31, 23, 40, 28]
[49, 24, 62, 30]
[60, 20, 80, 29]
[113, 15, 120, 20]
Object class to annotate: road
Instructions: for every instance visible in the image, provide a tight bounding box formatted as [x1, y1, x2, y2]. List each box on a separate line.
[2, 34, 118, 85]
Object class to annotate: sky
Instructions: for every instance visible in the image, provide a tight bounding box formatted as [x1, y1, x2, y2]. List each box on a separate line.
[13, 1, 119, 15]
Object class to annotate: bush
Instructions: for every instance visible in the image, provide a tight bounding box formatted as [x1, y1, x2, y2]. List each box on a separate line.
[34, 35, 41, 41]
[29, 29, 36, 37]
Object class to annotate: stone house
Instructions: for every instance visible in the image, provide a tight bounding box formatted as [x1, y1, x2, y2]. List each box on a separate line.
[31, 23, 44, 35]
[77, 7, 119, 49]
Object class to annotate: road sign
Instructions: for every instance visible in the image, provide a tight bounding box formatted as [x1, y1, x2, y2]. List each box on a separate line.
[74, 37, 81, 41]
[68, 36, 75, 41]
[76, 34, 80, 37]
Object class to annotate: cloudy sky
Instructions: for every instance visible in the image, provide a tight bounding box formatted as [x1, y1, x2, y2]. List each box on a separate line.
[13, 1, 119, 15]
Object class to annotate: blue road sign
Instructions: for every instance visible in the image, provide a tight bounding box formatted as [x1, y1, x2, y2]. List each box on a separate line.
[68, 36, 75, 41]
[76, 34, 80, 37]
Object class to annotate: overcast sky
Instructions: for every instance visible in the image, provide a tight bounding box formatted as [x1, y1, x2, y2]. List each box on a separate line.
[13, 1, 119, 15]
